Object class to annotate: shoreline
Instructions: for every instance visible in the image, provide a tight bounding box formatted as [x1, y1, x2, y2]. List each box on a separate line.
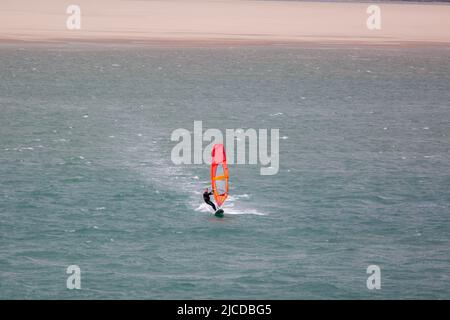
[1, 37, 450, 49]
[1, 0, 450, 48]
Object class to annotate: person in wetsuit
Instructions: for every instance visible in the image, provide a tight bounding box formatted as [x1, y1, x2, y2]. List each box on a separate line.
[203, 188, 217, 211]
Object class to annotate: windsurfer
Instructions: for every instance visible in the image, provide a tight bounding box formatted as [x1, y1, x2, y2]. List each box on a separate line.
[203, 188, 217, 211]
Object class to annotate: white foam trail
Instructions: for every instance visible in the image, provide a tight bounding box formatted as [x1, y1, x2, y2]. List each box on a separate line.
[221, 208, 266, 216]
[194, 201, 266, 216]
[195, 203, 215, 213]
[191, 189, 265, 216]
[227, 194, 250, 201]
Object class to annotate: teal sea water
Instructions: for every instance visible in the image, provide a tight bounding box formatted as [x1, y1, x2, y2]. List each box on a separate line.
[0, 43, 449, 299]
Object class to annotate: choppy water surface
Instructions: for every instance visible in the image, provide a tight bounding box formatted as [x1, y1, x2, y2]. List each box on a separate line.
[0, 43, 449, 299]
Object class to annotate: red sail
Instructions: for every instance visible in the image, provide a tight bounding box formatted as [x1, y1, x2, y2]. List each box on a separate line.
[211, 144, 229, 208]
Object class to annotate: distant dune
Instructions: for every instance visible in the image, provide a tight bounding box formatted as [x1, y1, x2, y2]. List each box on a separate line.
[1, 0, 450, 46]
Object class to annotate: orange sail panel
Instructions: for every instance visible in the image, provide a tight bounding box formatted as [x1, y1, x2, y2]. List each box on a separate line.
[211, 144, 229, 208]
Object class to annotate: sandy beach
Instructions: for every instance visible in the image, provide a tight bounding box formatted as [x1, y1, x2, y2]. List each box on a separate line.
[0, 0, 450, 46]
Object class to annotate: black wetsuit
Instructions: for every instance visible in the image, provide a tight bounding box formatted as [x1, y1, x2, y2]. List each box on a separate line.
[203, 191, 217, 211]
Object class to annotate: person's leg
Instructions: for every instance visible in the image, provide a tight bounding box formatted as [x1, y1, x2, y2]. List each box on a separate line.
[206, 200, 216, 211]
